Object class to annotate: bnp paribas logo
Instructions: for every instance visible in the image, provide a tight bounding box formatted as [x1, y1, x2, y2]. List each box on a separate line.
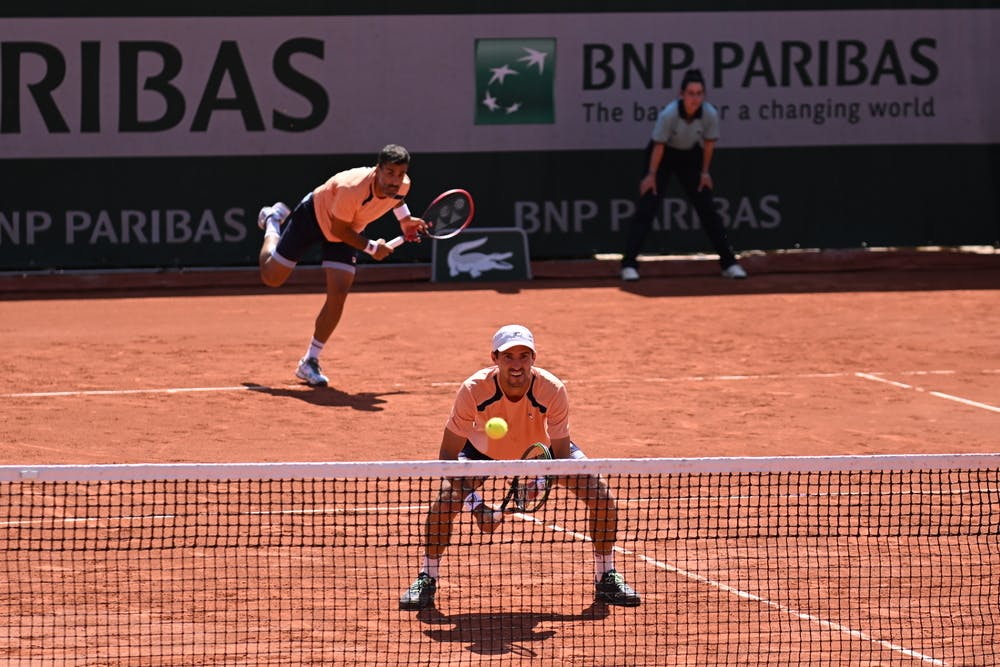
[474, 38, 556, 125]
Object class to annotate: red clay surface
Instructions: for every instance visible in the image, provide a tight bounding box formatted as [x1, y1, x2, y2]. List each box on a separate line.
[2, 267, 997, 464]
[1, 264, 998, 666]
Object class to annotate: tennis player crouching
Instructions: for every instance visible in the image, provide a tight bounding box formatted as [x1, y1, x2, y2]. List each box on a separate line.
[399, 324, 641, 610]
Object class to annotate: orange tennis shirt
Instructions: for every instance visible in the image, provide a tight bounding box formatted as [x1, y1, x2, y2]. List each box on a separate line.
[311, 166, 411, 243]
[445, 366, 571, 460]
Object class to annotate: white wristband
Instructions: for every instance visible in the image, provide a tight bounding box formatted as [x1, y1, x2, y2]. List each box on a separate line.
[363, 239, 378, 256]
[463, 491, 483, 512]
[393, 203, 411, 221]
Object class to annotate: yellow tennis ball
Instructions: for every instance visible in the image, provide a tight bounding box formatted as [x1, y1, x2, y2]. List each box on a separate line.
[485, 417, 508, 439]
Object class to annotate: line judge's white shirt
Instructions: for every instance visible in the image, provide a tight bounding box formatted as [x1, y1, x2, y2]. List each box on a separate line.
[650, 100, 721, 151]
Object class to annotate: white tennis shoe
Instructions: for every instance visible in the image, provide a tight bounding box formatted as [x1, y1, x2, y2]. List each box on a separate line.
[721, 263, 747, 279]
[296, 356, 329, 387]
[257, 202, 291, 231]
[621, 267, 640, 281]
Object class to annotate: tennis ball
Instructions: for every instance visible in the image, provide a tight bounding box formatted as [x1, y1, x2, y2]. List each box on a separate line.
[485, 417, 508, 439]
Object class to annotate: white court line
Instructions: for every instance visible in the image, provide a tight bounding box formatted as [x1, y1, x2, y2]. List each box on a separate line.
[617, 486, 998, 504]
[856, 372, 1000, 414]
[1, 384, 275, 398]
[3, 369, 998, 398]
[0, 504, 431, 528]
[627, 550, 946, 665]
[517, 514, 947, 665]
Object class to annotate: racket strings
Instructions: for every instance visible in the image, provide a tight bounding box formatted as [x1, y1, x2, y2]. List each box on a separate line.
[511, 476, 549, 511]
[423, 192, 471, 237]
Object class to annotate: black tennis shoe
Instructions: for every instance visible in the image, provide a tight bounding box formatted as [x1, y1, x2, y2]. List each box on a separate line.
[399, 572, 437, 610]
[595, 569, 641, 607]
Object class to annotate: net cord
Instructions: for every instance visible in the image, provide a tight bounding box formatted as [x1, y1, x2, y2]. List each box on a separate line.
[3, 453, 999, 482]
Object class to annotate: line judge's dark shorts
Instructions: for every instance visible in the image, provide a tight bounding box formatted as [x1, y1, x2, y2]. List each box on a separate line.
[274, 193, 358, 271]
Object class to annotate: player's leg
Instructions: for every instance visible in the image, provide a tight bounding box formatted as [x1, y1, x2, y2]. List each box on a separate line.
[295, 244, 356, 387]
[573, 475, 641, 606]
[561, 444, 641, 606]
[401, 442, 499, 610]
[564, 473, 618, 561]
[400, 475, 482, 610]
[315, 263, 355, 342]
[259, 197, 322, 287]
[453, 442, 505, 533]
[426, 476, 482, 558]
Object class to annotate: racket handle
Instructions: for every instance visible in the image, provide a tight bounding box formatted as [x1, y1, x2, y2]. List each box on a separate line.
[386, 235, 405, 249]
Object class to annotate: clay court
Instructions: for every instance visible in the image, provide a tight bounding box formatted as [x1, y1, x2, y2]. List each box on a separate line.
[2, 264, 998, 464]
[1, 261, 999, 665]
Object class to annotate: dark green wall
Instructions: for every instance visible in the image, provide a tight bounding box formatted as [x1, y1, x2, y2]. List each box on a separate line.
[2, 146, 996, 271]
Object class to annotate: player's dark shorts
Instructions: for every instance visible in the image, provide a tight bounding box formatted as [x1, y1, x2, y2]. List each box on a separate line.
[273, 193, 358, 273]
[459, 441, 585, 460]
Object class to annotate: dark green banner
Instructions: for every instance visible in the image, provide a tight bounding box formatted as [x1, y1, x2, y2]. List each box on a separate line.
[0, 145, 996, 271]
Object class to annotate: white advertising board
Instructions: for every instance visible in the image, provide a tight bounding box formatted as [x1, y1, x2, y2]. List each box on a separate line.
[0, 10, 996, 157]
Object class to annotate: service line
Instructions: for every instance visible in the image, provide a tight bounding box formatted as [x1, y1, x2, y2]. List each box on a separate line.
[855, 372, 1000, 414]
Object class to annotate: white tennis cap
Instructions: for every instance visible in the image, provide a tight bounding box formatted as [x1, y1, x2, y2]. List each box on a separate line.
[492, 324, 536, 353]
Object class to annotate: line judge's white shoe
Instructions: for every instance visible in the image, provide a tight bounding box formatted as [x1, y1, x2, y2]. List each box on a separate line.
[257, 202, 291, 231]
[295, 356, 329, 387]
[721, 263, 747, 279]
[621, 267, 640, 282]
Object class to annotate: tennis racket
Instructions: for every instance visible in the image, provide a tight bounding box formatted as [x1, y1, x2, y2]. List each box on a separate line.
[497, 443, 553, 514]
[386, 189, 474, 248]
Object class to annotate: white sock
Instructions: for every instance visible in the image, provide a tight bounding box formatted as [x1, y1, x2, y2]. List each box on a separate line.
[595, 553, 615, 581]
[264, 220, 282, 239]
[264, 209, 283, 239]
[422, 555, 440, 580]
[306, 338, 324, 360]
[463, 491, 483, 511]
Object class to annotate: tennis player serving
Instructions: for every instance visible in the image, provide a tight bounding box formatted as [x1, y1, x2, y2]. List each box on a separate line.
[399, 324, 641, 610]
[256, 144, 428, 387]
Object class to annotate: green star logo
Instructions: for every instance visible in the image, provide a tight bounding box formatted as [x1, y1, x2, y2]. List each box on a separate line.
[474, 38, 556, 125]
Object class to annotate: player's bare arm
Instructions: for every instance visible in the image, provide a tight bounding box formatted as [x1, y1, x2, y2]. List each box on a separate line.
[395, 208, 428, 242]
[439, 428, 467, 461]
[550, 435, 572, 460]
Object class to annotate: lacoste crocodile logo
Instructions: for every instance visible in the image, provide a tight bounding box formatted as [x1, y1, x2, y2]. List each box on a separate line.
[447, 237, 514, 278]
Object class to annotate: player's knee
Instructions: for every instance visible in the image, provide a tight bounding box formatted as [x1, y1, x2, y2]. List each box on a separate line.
[260, 273, 284, 288]
[260, 263, 292, 288]
[426, 500, 461, 528]
[585, 490, 617, 515]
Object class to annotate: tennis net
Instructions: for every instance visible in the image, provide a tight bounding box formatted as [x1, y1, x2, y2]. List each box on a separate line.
[1, 454, 997, 666]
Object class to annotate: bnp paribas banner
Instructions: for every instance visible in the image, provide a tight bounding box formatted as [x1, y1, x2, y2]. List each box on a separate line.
[0, 10, 997, 271]
[1, 10, 995, 157]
